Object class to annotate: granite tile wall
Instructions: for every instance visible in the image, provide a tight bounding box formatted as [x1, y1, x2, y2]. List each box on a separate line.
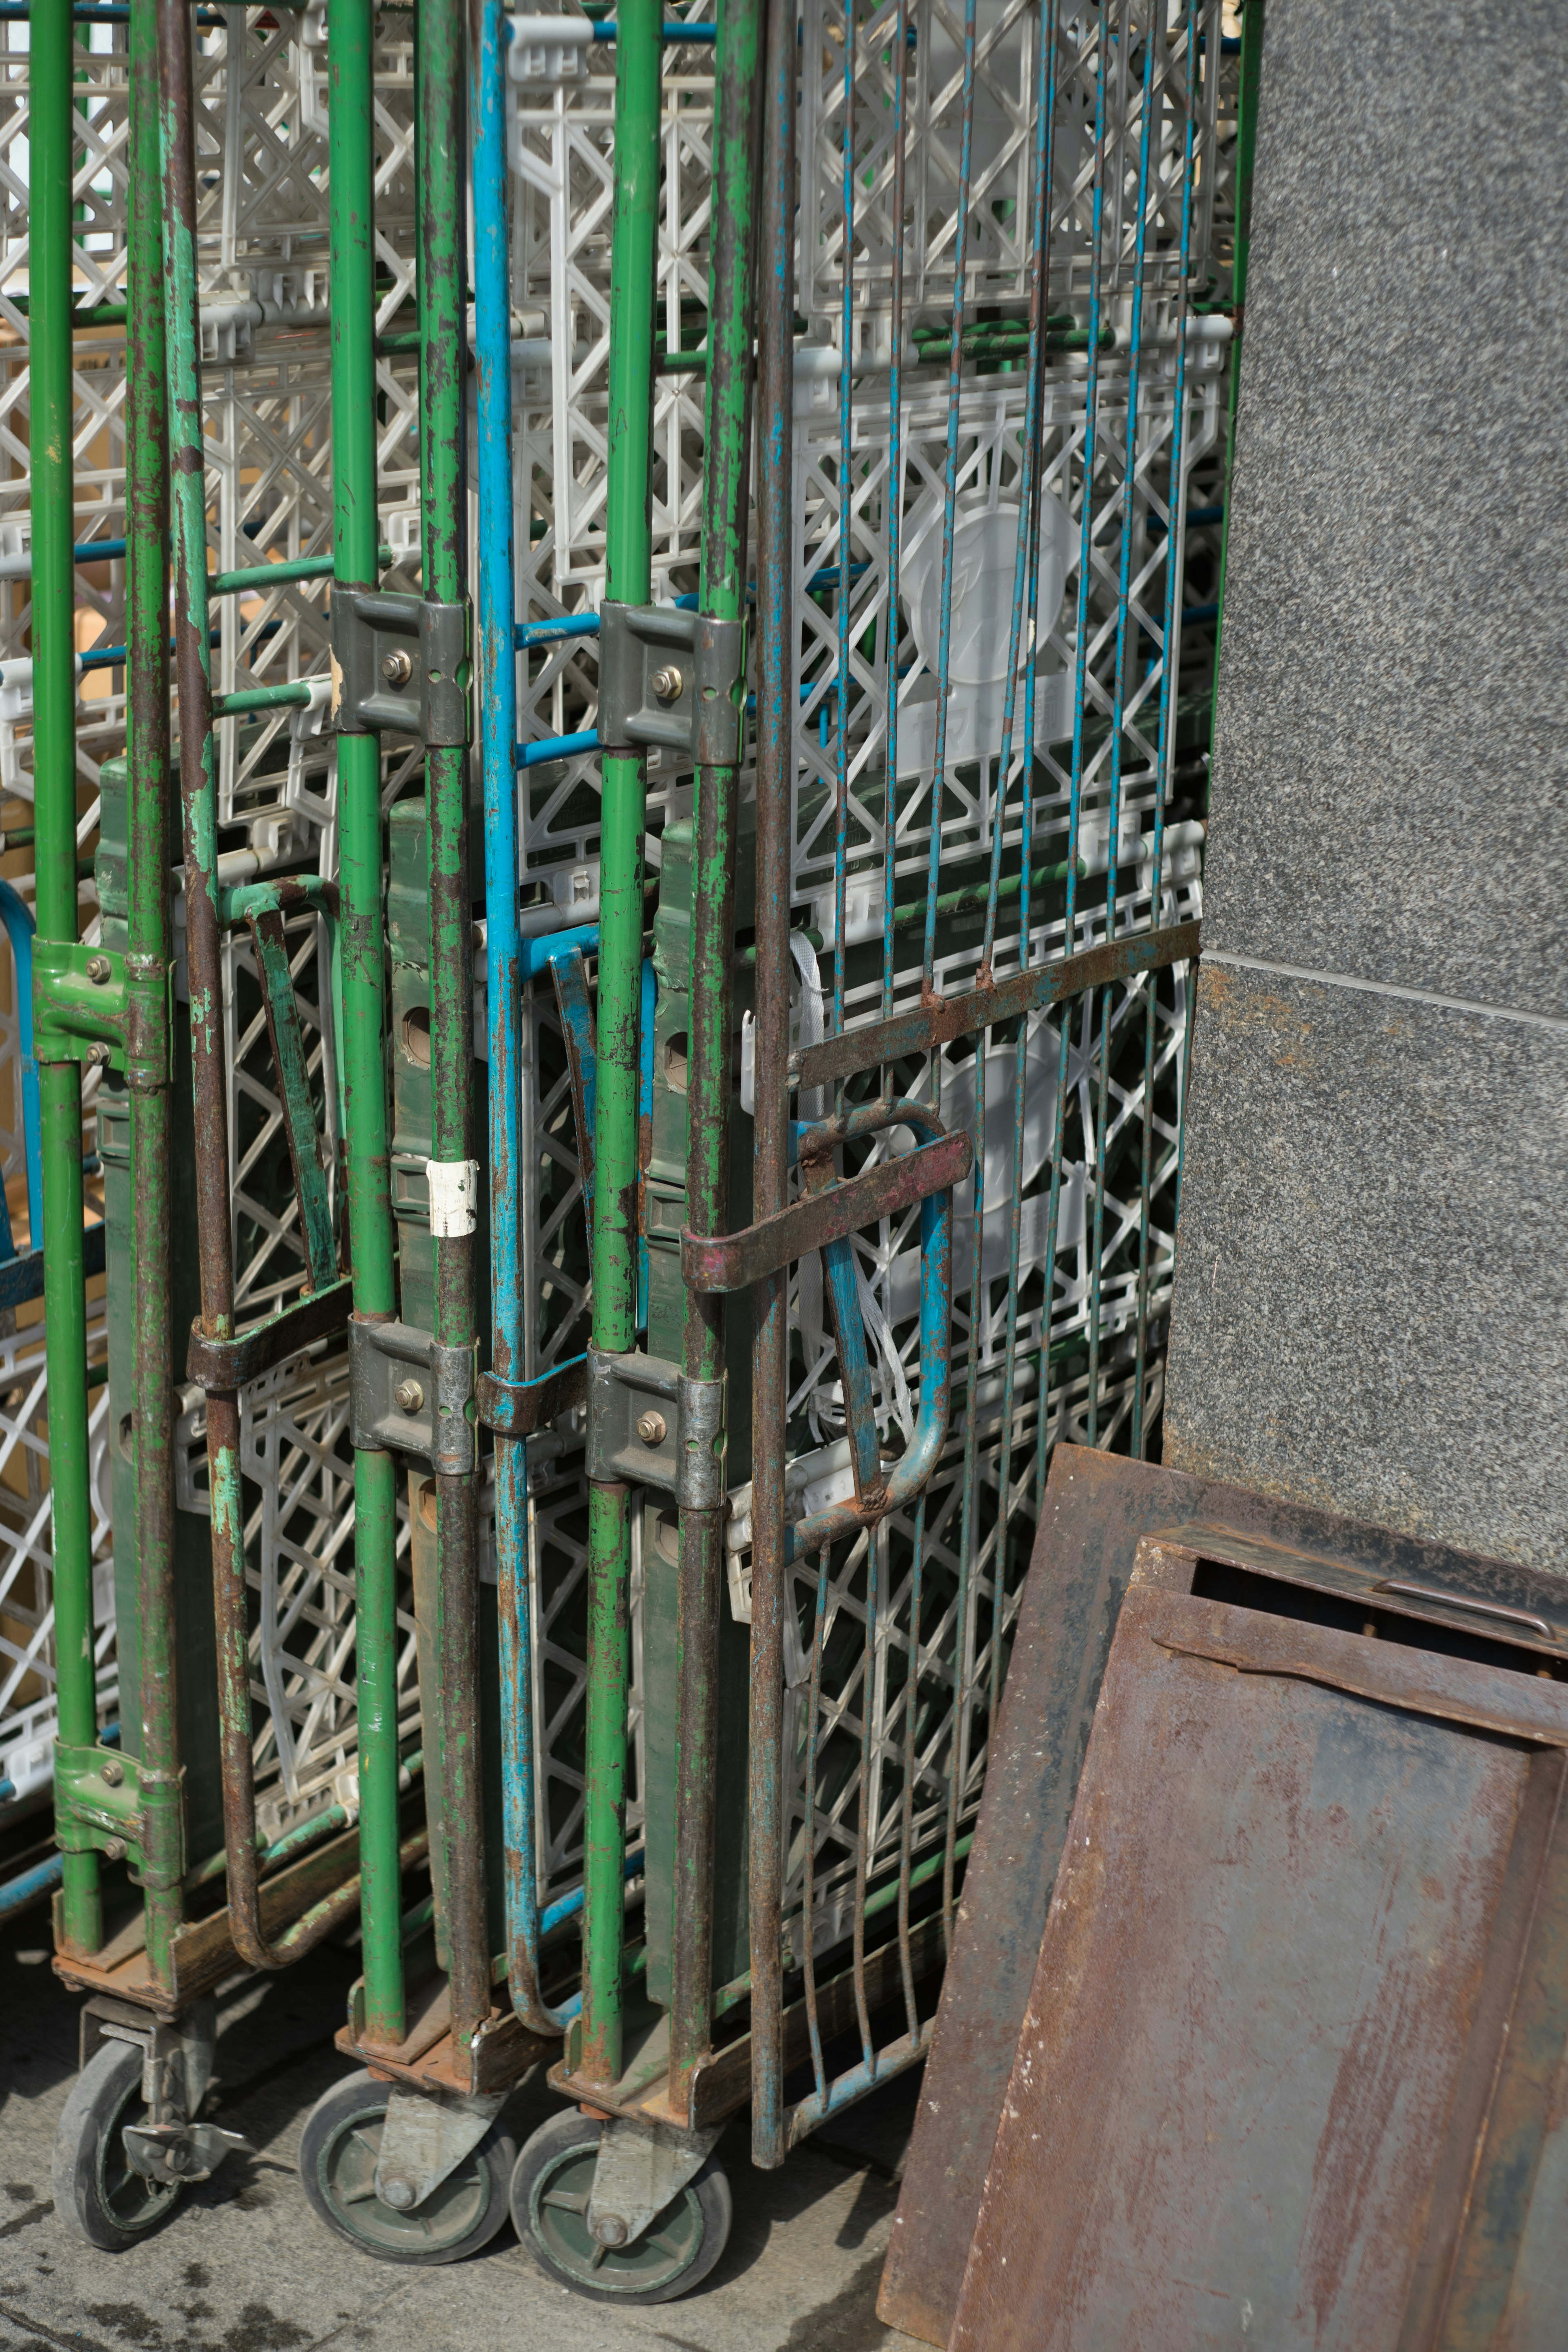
[1163, 0, 1568, 1567]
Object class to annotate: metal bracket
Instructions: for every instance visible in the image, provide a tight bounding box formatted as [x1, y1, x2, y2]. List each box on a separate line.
[186, 1276, 353, 1394]
[373, 2083, 505, 2215]
[476, 1351, 587, 1438]
[586, 2116, 723, 2250]
[598, 603, 746, 766]
[54, 1750, 148, 1872]
[347, 1316, 477, 1475]
[82, 1994, 218, 2131]
[585, 1346, 725, 1510]
[122, 2120, 253, 2187]
[33, 940, 172, 1085]
[332, 588, 470, 746]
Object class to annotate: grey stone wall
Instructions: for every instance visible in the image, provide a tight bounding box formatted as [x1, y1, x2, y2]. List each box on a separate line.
[1163, 0, 1568, 1568]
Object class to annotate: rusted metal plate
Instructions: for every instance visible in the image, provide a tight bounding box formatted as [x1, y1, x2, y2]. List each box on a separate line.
[950, 1581, 1568, 2352]
[879, 1448, 1568, 2348]
[185, 1274, 353, 1391]
[681, 1128, 971, 1292]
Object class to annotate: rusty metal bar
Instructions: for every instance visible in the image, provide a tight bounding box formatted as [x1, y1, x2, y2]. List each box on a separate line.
[418, 0, 489, 2057]
[684, 1130, 973, 1294]
[746, 0, 798, 2168]
[669, 0, 765, 2111]
[790, 920, 1201, 1091]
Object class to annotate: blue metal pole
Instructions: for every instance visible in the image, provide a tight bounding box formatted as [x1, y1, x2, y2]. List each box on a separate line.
[473, 0, 569, 2039]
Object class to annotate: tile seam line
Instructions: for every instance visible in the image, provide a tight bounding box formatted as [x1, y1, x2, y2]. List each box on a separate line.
[1203, 949, 1568, 1037]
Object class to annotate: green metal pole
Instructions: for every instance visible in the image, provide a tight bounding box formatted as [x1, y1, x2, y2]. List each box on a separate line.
[34, 0, 100, 1956]
[669, 0, 762, 2104]
[417, 0, 488, 2054]
[127, 0, 181, 1992]
[329, 0, 404, 2048]
[581, 0, 661, 2091]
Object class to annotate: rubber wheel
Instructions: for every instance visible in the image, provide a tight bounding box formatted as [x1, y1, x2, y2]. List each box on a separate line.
[296, 2071, 517, 2264]
[52, 2037, 185, 2252]
[509, 2111, 732, 2305]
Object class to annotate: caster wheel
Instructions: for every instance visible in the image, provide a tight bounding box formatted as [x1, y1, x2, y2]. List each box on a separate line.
[509, 2111, 732, 2305]
[296, 2071, 516, 2265]
[52, 2037, 185, 2252]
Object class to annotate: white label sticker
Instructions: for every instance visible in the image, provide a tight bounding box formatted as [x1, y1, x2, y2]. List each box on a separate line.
[426, 1156, 480, 1238]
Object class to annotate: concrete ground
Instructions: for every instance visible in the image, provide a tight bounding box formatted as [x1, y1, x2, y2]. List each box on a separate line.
[0, 1925, 929, 2352]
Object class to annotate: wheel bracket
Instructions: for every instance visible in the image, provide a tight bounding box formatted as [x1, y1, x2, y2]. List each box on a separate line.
[373, 2082, 506, 2213]
[585, 2115, 722, 2250]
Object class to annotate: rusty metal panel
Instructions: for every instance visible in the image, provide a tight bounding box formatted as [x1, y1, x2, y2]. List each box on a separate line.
[949, 1581, 1568, 2352]
[880, 1448, 1568, 2348]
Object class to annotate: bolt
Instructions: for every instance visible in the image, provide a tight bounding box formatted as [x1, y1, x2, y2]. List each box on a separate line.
[635, 1410, 667, 1446]
[85, 1041, 111, 1067]
[85, 953, 112, 984]
[380, 2175, 417, 2210]
[100, 1757, 125, 1786]
[394, 1379, 425, 1414]
[592, 2213, 628, 2247]
[381, 648, 414, 687]
[650, 664, 684, 704]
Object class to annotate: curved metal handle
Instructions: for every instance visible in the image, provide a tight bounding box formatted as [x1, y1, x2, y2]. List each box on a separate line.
[786, 1096, 963, 1563]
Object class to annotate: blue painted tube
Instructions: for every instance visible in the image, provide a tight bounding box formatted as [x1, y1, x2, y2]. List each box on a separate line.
[516, 728, 598, 769]
[0, 1778, 13, 1803]
[0, 878, 43, 1245]
[784, 1098, 959, 1564]
[592, 19, 719, 38]
[519, 922, 599, 984]
[474, 0, 572, 2043]
[516, 614, 601, 649]
[0, 1854, 64, 1918]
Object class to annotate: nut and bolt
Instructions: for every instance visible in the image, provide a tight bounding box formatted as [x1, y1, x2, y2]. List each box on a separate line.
[85, 953, 112, 984]
[85, 1042, 112, 1068]
[379, 2175, 417, 2210]
[100, 1757, 125, 1787]
[591, 2214, 629, 2247]
[635, 1410, 667, 1446]
[394, 1379, 425, 1414]
[381, 649, 414, 687]
[650, 664, 684, 704]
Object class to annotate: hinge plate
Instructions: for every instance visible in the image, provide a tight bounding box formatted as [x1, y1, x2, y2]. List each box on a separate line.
[332, 588, 470, 746]
[33, 942, 172, 1086]
[585, 1346, 726, 1510]
[348, 1316, 477, 1475]
[597, 604, 746, 766]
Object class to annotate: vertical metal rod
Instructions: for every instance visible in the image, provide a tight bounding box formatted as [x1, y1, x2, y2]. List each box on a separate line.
[984, 0, 1062, 1732]
[417, 0, 488, 2055]
[159, 0, 268, 1963]
[670, 0, 762, 2107]
[880, 0, 909, 1029]
[829, 0, 854, 1036]
[329, 0, 404, 2047]
[127, 0, 181, 1992]
[581, 0, 660, 2091]
[473, 0, 562, 2040]
[1212, 0, 1260, 696]
[1062, 7, 1113, 938]
[929, 0, 982, 1932]
[33, 0, 99, 1954]
[1133, 0, 1198, 1458]
[920, 0, 979, 988]
[748, 0, 797, 2171]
